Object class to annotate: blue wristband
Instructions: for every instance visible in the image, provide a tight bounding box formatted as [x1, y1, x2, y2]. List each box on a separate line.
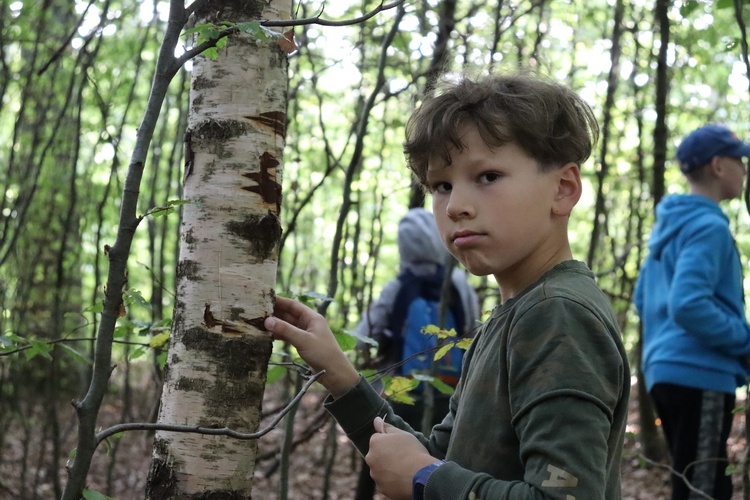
[412, 460, 445, 500]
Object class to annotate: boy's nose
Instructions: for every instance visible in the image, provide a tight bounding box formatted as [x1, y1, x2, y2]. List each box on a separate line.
[445, 190, 475, 219]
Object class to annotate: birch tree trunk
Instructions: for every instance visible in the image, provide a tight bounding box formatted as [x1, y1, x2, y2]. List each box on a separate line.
[146, 1, 291, 496]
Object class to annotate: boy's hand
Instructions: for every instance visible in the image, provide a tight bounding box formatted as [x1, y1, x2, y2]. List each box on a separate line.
[367, 417, 437, 500]
[264, 296, 359, 398]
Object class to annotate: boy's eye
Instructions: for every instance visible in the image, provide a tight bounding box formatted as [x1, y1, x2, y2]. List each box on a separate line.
[478, 172, 501, 184]
[433, 182, 452, 194]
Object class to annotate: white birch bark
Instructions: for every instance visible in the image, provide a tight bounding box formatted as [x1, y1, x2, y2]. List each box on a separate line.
[147, 1, 291, 496]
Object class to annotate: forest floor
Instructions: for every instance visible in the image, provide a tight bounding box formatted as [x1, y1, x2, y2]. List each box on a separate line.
[1, 376, 747, 499]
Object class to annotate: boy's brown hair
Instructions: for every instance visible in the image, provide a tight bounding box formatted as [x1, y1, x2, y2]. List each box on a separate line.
[404, 73, 600, 185]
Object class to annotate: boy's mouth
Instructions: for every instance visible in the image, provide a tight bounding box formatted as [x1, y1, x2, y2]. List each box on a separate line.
[452, 230, 483, 248]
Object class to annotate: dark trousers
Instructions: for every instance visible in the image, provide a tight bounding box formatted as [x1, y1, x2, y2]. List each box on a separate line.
[355, 397, 450, 500]
[650, 383, 735, 500]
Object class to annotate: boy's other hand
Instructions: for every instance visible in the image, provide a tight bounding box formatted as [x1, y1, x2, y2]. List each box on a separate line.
[367, 417, 436, 500]
[264, 296, 359, 397]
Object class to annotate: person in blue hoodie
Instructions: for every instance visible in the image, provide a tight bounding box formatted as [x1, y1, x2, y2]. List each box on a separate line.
[634, 124, 750, 500]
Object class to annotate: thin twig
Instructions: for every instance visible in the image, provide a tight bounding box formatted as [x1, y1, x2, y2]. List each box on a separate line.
[94, 370, 324, 444]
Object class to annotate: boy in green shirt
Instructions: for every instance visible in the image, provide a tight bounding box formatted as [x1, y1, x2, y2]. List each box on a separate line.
[265, 73, 630, 499]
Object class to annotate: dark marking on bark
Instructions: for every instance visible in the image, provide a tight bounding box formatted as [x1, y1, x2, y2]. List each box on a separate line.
[177, 260, 202, 281]
[192, 75, 216, 91]
[204, 303, 218, 328]
[180, 326, 273, 420]
[183, 227, 196, 246]
[246, 111, 286, 137]
[190, 490, 250, 499]
[229, 307, 245, 320]
[176, 377, 211, 392]
[194, 120, 250, 142]
[200, 159, 217, 183]
[145, 439, 178, 499]
[241, 152, 282, 212]
[184, 133, 194, 184]
[225, 212, 282, 260]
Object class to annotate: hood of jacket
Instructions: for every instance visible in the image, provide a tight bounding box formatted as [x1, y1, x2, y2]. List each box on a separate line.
[397, 207, 451, 276]
[649, 194, 727, 260]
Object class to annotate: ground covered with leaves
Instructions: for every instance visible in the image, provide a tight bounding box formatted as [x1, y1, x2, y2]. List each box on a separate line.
[1, 378, 746, 499]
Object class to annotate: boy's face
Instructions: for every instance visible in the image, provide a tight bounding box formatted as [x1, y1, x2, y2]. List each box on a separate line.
[717, 156, 746, 201]
[426, 125, 575, 299]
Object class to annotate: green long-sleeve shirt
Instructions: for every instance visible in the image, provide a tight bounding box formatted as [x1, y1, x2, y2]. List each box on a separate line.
[326, 260, 630, 499]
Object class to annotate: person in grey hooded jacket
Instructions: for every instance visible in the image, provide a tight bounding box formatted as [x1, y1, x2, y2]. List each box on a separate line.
[355, 208, 479, 368]
[354, 207, 479, 500]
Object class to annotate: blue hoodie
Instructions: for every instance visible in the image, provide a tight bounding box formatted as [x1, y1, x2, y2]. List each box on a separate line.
[634, 194, 750, 393]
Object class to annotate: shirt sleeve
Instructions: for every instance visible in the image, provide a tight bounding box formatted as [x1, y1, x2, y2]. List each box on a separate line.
[324, 375, 453, 459]
[670, 218, 750, 355]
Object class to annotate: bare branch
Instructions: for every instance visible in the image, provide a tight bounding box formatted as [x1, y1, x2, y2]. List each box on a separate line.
[262, 0, 406, 27]
[95, 370, 323, 444]
[176, 0, 406, 65]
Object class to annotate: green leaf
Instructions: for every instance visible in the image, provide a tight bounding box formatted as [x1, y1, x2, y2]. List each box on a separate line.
[156, 350, 168, 369]
[25, 340, 53, 361]
[128, 346, 147, 361]
[344, 328, 378, 346]
[429, 377, 454, 395]
[124, 288, 149, 309]
[433, 343, 452, 361]
[83, 488, 113, 500]
[455, 338, 472, 350]
[60, 343, 92, 365]
[151, 207, 173, 218]
[385, 376, 419, 404]
[1, 331, 25, 347]
[149, 331, 170, 349]
[166, 199, 190, 206]
[113, 324, 132, 339]
[84, 302, 104, 314]
[203, 47, 219, 60]
[237, 21, 262, 36]
[332, 328, 357, 352]
[422, 324, 441, 336]
[266, 364, 285, 383]
[715, 0, 735, 10]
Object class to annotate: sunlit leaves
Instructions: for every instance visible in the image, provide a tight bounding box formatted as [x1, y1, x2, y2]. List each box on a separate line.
[384, 376, 419, 404]
[149, 330, 170, 349]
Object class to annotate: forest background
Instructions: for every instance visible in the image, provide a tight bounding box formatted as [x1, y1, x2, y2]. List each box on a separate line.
[3, 0, 750, 498]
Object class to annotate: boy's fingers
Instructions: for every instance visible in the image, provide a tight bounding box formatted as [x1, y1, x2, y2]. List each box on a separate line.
[264, 316, 296, 343]
[374, 416, 387, 434]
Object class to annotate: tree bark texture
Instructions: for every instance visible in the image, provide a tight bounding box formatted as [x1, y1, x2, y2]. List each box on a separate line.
[146, 1, 291, 497]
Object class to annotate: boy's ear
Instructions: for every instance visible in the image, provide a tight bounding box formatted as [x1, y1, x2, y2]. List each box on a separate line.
[552, 163, 582, 217]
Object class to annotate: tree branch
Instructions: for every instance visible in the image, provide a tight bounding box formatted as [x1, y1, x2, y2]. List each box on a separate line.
[262, 0, 406, 27]
[95, 370, 323, 444]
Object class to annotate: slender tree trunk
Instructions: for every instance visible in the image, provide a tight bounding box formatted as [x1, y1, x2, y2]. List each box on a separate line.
[146, 0, 291, 497]
[586, 0, 624, 268]
[636, 0, 671, 464]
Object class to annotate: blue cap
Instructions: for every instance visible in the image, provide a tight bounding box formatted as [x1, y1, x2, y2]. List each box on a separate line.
[676, 124, 750, 172]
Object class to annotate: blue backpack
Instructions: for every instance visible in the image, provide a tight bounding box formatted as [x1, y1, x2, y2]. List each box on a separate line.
[387, 269, 466, 386]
